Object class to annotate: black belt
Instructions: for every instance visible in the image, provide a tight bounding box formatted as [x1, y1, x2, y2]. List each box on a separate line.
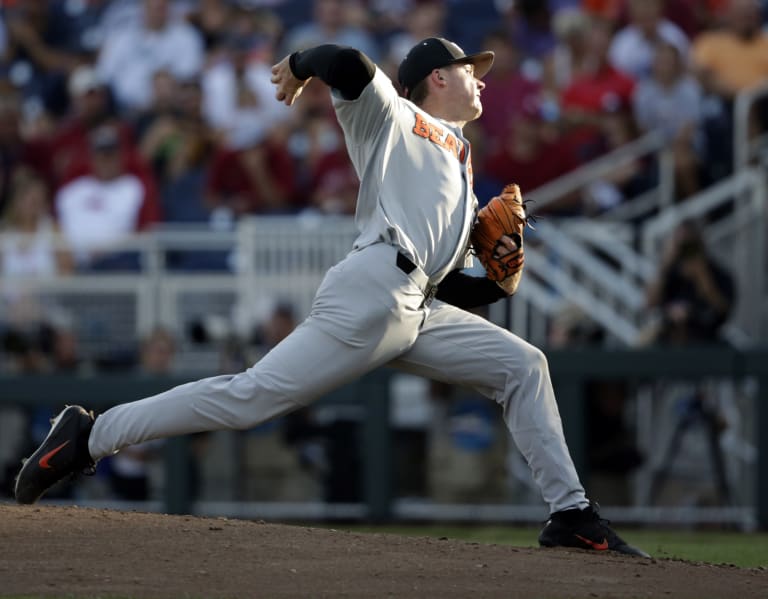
[396, 251, 438, 308]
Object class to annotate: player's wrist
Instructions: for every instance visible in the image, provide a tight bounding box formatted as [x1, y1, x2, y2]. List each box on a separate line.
[289, 52, 311, 81]
[496, 271, 523, 295]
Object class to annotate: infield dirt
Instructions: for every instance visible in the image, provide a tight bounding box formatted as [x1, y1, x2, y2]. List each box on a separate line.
[1, 504, 765, 598]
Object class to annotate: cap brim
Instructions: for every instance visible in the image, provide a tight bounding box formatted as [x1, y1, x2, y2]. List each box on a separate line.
[454, 51, 495, 79]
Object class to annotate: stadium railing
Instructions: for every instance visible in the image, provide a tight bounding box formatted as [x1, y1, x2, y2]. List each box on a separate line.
[1, 347, 766, 530]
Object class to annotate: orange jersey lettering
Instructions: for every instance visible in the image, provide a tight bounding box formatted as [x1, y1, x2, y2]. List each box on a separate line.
[412, 113, 463, 162]
[412, 113, 430, 138]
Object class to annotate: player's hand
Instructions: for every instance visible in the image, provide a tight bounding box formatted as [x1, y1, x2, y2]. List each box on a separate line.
[494, 234, 520, 257]
[270, 56, 311, 107]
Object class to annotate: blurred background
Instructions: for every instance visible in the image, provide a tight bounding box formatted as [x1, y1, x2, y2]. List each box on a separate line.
[0, 0, 767, 531]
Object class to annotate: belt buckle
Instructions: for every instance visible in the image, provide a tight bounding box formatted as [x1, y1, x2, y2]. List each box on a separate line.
[422, 285, 437, 308]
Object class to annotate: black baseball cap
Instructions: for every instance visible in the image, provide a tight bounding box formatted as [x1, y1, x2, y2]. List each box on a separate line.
[398, 37, 495, 97]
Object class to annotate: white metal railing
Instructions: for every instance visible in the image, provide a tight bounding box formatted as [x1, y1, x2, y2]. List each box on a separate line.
[511, 82, 768, 344]
[502, 129, 674, 344]
[0, 172, 765, 356]
[560, 219, 657, 282]
[523, 245, 642, 344]
[641, 167, 768, 343]
[641, 168, 766, 256]
[525, 129, 673, 214]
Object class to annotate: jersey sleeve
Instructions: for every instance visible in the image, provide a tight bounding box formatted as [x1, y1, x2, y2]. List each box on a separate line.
[331, 68, 401, 158]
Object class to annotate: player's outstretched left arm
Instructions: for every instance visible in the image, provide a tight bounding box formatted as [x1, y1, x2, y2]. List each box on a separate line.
[271, 44, 376, 106]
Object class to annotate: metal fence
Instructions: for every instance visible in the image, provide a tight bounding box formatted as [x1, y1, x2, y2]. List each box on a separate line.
[1, 348, 766, 530]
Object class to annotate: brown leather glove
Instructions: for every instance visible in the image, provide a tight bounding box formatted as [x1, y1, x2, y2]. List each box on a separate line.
[470, 184, 530, 287]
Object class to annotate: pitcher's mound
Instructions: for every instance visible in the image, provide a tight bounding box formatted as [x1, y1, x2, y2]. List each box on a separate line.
[1, 504, 764, 598]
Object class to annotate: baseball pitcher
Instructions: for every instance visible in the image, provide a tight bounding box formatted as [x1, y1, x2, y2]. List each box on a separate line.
[15, 37, 648, 558]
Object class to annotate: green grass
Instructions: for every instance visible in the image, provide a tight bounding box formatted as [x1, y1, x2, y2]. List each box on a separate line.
[334, 525, 768, 568]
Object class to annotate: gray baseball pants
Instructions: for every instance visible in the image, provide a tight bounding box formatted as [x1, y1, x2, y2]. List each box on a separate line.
[89, 243, 587, 513]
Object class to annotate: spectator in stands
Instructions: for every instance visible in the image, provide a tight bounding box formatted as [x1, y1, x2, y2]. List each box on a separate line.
[1, 169, 73, 280]
[384, 0, 446, 75]
[662, 0, 711, 39]
[644, 220, 735, 346]
[304, 144, 360, 216]
[280, 0, 380, 60]
[484, 108, 578, 213]
[135, 71, 234, 271]
[186, 0, 236, 53]
[0, 168, 77, 376]
[581, 110, 651, 214]
[132, 69, 180, 142]
[96, 0, 204, 113]
[205, 127, 299, 217]
[559, 18, 636, 166]
[541, 7, 592, 99]
[581, 0, 623, 23]
[49, 64, 140, 186]
[502, 0, 557, 79]
[476, 30, 542, 154]
[283, 75, 358, 216]
[54, 125, 162, 271]
[693, 0, 768, 99]
[691, 0, 768, 180]
[609, 0, 690, 80]
[138, 76, 216, 224]
[139, 326, 178, 374]
[633, 41, 704, 199]
[201, 11, 290, 151]
[1, 0, 83, 115]
[0, 168, 73, 383]
[0, 91, 49, 216]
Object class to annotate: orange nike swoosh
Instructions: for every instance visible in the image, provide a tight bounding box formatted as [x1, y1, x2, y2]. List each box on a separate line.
[38, 441, 70, 469]
[575, 534, 609, 551]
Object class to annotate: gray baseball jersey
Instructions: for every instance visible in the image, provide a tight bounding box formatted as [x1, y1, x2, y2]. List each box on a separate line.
[336, 68, 475, 282]
[88, 66, 588, 514]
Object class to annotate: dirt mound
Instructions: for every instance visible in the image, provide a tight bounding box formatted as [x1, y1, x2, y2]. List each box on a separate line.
[0, 504, 764, 598]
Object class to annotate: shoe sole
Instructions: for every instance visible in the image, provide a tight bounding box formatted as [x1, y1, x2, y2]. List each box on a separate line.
[14, 406, 89, 504]
[539, 540, 650, 558]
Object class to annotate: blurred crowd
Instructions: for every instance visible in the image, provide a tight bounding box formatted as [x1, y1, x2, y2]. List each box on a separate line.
[0, 0, 764, 505]
[0, 0, 767, 254]
[0, 0, 758, 349]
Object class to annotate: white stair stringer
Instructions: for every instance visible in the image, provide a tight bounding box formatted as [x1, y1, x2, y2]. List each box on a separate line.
[523, 244, 642, 345]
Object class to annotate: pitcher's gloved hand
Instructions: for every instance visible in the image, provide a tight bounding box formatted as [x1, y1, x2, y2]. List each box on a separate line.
[470, 183, 532, 294]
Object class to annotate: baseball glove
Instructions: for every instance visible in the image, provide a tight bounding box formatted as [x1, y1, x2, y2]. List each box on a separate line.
[470, 183, 531, 286]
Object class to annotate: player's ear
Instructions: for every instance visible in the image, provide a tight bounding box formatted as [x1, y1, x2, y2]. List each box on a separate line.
[430, 69, 446, 88]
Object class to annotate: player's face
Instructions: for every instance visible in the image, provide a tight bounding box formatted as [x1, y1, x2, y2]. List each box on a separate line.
[441, 63, 485, 122]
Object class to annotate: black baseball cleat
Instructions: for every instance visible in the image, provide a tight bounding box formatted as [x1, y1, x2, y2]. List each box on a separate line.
[539, 502, 650, 558]
[14, 405, 96, 505]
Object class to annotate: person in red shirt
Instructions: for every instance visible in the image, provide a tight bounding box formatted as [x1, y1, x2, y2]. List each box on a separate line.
[559, 18, 636, 166]
[476, 30, 542, 155]
[49, 65, 147, 188]
[205, 131, 299, 216]
[484, 107, 579, 214]
[54, 125, 162, 271]
[0, 91, 50, 216]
